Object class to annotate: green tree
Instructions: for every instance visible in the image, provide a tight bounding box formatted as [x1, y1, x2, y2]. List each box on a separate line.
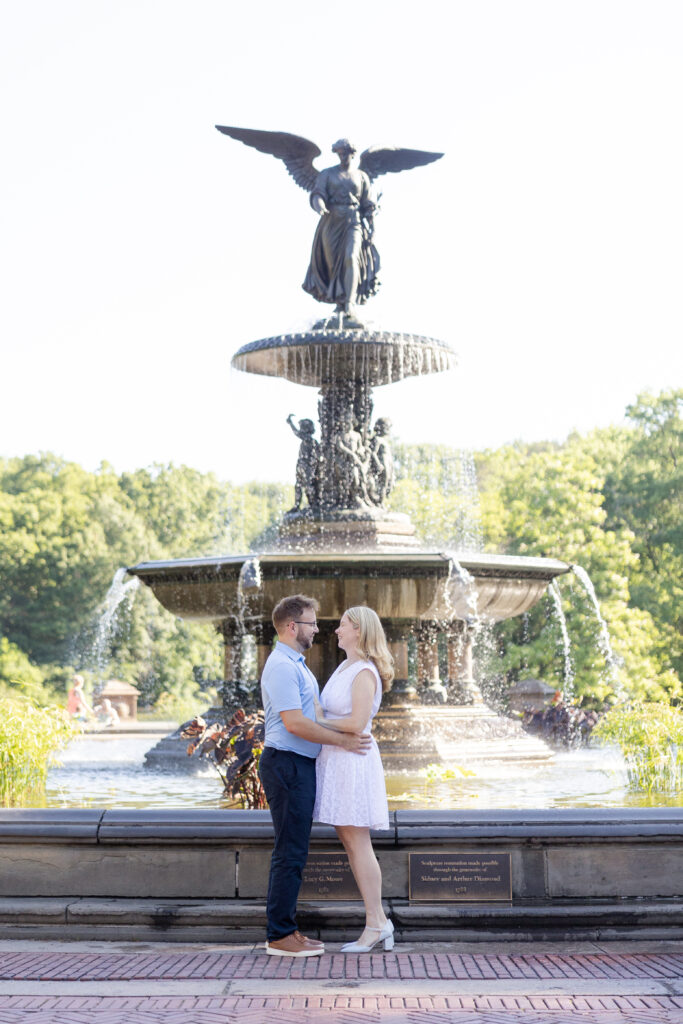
[390, 443, 482, 547]
[119, 464, 291, 555]
[119, 464, 229, 558]
[603, 390, 682, 675]
[0, 637, 48, 703]
[476, 433, 679, 702]
[391, 429, 680, 704]
[0, 455, 148, 664]
[93, 583, 223, 709]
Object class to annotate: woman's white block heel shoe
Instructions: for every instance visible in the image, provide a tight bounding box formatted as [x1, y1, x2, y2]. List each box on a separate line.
[341, 919, 394, 953]
[381, 919, 395, 950]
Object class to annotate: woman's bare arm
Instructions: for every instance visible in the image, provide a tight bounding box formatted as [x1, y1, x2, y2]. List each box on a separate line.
[314, 669, 376, 734]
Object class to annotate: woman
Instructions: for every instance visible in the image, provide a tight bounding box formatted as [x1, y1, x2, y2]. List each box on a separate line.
[313, 606, 394, 953]
[66, 675, 93, 721]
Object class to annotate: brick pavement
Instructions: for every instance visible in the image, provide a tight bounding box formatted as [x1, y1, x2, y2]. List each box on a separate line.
[0, 943, 681, 1022]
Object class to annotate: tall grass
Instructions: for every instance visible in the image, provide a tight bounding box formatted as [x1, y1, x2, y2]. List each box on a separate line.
[0, 696, 77, 806]
[593, 701, 683, 793]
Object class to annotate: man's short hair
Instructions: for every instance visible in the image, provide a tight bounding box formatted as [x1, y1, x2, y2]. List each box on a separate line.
[272, 594, 319, 631]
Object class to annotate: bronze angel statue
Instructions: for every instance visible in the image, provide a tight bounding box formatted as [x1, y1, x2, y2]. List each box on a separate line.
[216, 126, 443, 322]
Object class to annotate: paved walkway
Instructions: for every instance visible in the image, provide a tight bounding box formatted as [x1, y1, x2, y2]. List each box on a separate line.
[0, 939, 681, 1022]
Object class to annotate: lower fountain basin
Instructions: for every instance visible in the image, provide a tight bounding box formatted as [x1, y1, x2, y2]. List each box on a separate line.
[127, 550, 571, 625]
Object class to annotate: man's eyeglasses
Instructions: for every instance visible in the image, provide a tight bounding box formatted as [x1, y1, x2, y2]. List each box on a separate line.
[293, 620, 318, 627]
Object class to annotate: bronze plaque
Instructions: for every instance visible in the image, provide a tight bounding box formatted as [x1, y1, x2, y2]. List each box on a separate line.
[300, 852, 361, 901]
[409, 852, 512, 901]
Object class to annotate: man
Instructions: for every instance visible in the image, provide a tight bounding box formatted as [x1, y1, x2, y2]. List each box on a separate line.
[259, 594, 371, 957]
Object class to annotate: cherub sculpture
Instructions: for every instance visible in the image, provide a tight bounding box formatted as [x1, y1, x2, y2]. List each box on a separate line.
[333, 409, 370, 508]
[368, 417, 394, 506]
[215, 126, 443, 322]
[286, 414, 320, 511]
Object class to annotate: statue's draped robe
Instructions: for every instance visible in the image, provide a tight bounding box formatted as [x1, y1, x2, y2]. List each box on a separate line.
[303, 166, 380, 306]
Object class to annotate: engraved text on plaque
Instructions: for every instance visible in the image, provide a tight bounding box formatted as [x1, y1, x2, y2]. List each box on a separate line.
[301, 852, 361, 901]
[409, 852, 512, 901]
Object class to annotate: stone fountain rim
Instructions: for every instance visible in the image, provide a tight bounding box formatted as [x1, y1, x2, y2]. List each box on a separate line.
[128, 550, 572, 583]
[232, 328, 457, 359]
[230, 328, 458, 387]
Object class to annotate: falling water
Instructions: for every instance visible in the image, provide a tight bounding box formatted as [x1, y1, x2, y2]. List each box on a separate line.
[238, 556, 262, 594]
[572, 565, 622, 695]
[549, 580, 575, 700]
[237, 557, 262, 682]
[521, 612, 530, 671]
[450, 450, 484, 553]
[91, 567, 140, 674]
[442, 551, 479, 623]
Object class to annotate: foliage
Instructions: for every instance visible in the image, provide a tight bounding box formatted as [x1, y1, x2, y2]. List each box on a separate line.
[0, 637, 49, 701]
[182, 709, 266, 808]
[118, 463, 292, 557]
[0, 455, 147, 664]
[0, 455, 289, 715]
[153, 686, 220, 725]
[0, 696, 77, 806]
[391, 392, 681, 705]
[0, 389, 679, 718]
[423, 762, 475, 781]
[602, 390, 683, 675]
[81, 582, 224, 710]
[521, 700, 600, 748]
[593, 702, 683, 792]
[390, 444, 482, 548]
[0, 637, 77, 709]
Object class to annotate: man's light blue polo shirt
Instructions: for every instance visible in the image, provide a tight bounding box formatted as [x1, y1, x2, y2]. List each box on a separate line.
[261, 641, 321, 758]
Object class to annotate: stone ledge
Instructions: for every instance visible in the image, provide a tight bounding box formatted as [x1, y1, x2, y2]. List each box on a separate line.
[0, 898, 69, 924]
[394, 808, 683, 841]
[98, 809, 275, 844]
[1, 897, 681, 944]
[0, 809, 103, 842]
[1, 809, 681, 844]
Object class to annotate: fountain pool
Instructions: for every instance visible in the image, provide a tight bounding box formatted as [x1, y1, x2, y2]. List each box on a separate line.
[43, 732, 679, 812]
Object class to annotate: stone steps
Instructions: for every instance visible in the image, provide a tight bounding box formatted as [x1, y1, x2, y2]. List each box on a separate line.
[1, 896, 682, 943]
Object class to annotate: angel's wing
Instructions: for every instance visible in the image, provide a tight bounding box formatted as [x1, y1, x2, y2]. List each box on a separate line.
[359, 146, 443, 181]
[215, 125, 321, 192]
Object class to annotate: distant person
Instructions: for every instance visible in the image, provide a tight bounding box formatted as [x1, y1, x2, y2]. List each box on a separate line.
[313, 606, 394, 953]
[258, 594, 372, 957]
[93, 698, 120, 729]
[66, 675, 94, 721]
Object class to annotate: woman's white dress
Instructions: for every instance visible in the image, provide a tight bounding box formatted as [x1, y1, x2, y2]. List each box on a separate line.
[313, 658, 390, 831]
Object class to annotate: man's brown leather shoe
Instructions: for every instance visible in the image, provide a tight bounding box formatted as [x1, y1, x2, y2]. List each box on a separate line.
[293, 930, 324, 947]
[265, 932, 325, 957]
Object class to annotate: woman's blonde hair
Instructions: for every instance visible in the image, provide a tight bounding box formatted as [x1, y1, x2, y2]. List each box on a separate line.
[344, 606, 394, 692]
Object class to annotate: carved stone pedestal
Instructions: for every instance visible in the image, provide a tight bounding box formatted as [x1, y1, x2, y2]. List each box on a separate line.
[276, 508, 417, 552]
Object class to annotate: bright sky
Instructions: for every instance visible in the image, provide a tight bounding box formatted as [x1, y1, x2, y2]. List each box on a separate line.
[1, 0, 681, 484]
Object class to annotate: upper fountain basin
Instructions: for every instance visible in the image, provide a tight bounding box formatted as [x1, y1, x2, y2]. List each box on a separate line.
[231, 328, 457, 387]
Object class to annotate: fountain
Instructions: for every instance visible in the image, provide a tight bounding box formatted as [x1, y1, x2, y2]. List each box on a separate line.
[127, 125, 572, 772]
[10, 127, 680, 947]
